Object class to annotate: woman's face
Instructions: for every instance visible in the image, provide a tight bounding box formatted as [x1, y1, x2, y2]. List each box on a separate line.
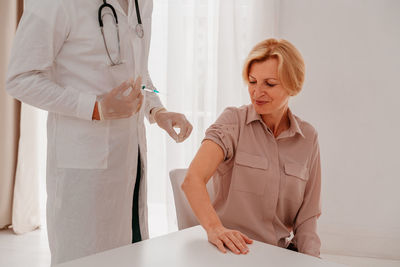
[248, 58, 290, 116]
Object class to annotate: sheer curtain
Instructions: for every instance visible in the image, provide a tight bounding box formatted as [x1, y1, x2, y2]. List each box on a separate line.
[0, 0, 20, 230]
[147, 0, 278, 235]
[12, 0, 47, 235]
[0, 0, 44, 234]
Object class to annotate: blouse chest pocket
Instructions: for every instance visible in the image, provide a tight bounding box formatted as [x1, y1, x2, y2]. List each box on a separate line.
[231, 152, 269, 196]
[283, 162, 309, 202]
[284, 163, 308, 181]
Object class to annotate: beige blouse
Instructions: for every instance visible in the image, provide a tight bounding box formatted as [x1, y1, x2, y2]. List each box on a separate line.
[204, 104, 321, 257]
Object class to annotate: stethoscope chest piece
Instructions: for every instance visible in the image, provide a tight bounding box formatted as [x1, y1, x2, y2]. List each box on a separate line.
[135, 24, 144, 38]
[133, 0, 144, 39]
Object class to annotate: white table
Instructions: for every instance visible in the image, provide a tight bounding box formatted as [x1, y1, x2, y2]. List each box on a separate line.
[56, 226, 346, 267]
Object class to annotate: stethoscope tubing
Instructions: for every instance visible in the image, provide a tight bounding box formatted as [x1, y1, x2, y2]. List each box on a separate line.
[98, 0, 119, 27]
[98, 0, 143, 65]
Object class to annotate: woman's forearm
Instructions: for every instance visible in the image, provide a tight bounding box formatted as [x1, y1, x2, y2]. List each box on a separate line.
[182, 140, 225, 231]
[181, 174, 223, 231]
[182, 141, 252, 254]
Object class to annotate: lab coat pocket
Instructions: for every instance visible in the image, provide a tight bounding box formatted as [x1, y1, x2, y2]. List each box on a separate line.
[56, 116, 110, 169]
[232, 152, 269, 196]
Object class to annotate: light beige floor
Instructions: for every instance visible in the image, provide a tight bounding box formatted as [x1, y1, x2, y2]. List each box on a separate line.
[0, 227, 50, 267]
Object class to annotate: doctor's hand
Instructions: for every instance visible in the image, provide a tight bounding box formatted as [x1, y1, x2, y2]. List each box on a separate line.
[154, 110, 193, 143]
[207, 225, 253, 255]
[97, 77, 143, 120]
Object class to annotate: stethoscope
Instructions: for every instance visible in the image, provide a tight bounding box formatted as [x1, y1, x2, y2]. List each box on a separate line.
[98, 0, 144, 66]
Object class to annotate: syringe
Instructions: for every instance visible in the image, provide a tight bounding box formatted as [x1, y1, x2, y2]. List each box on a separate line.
[141, 85, 159, 94]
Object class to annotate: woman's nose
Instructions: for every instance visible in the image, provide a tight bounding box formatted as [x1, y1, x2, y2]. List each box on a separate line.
[253, 85, 269, 99]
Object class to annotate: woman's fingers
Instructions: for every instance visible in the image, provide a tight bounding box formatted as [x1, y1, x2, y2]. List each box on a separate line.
[208, 227, 252, 255]
[240, 232, 253, 244]
[220, 235, 240, 254]
[214, 239, 227, 254]
[231, 232, 249, 254]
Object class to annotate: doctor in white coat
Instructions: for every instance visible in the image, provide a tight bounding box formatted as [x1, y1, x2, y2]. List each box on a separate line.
[6, 0, 192, 265]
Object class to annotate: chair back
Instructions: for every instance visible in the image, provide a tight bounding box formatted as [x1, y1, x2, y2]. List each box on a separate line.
[169, 168, 215, 230]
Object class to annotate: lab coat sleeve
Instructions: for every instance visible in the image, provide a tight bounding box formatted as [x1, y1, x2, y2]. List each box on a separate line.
[140, 9, 165, 124]
[292, 133, 322, 257]
[142, 70, 165, 124]
[6, 1, 96, 121]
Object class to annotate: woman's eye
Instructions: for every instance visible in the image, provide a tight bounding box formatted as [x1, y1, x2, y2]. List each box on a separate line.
[249, 81, 256, 84]
[266, 82, 276, 87]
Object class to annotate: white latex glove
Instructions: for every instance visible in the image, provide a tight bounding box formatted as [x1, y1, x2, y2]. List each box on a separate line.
[154, 110, 193, 143]
[98, 77, 143, 120]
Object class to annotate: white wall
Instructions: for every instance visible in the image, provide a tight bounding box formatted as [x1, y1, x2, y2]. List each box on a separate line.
[278, 0, 400, 259]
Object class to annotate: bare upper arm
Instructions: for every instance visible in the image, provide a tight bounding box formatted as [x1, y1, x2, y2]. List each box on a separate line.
[186, 140, 225, 185]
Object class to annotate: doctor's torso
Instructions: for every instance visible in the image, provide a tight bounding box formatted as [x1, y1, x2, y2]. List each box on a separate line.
[52, 0, 153, 95]
[39, 0, 154, 169]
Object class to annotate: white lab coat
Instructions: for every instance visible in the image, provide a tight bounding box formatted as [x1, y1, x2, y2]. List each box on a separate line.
[6, 0, 163, 264]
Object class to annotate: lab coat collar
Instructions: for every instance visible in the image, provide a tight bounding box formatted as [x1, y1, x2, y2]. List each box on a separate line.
[107, 0, 131, 17]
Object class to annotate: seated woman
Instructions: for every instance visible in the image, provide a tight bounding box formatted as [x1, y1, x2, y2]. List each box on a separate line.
[181, 38, 321, 257]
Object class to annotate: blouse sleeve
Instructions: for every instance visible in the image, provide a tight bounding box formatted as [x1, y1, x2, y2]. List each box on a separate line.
[203, 107, 240, 162]
[292, 133, 322, 257]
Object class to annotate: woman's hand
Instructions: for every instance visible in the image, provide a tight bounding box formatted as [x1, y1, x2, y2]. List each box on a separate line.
[207, 225, 253, 255]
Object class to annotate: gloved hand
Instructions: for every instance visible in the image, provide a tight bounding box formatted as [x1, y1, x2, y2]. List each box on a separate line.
[154, 110, 193, 143]
[98, 77, 143, 120]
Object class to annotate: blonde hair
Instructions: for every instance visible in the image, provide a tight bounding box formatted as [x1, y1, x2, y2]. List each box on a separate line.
[242, 38, 305, 96]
